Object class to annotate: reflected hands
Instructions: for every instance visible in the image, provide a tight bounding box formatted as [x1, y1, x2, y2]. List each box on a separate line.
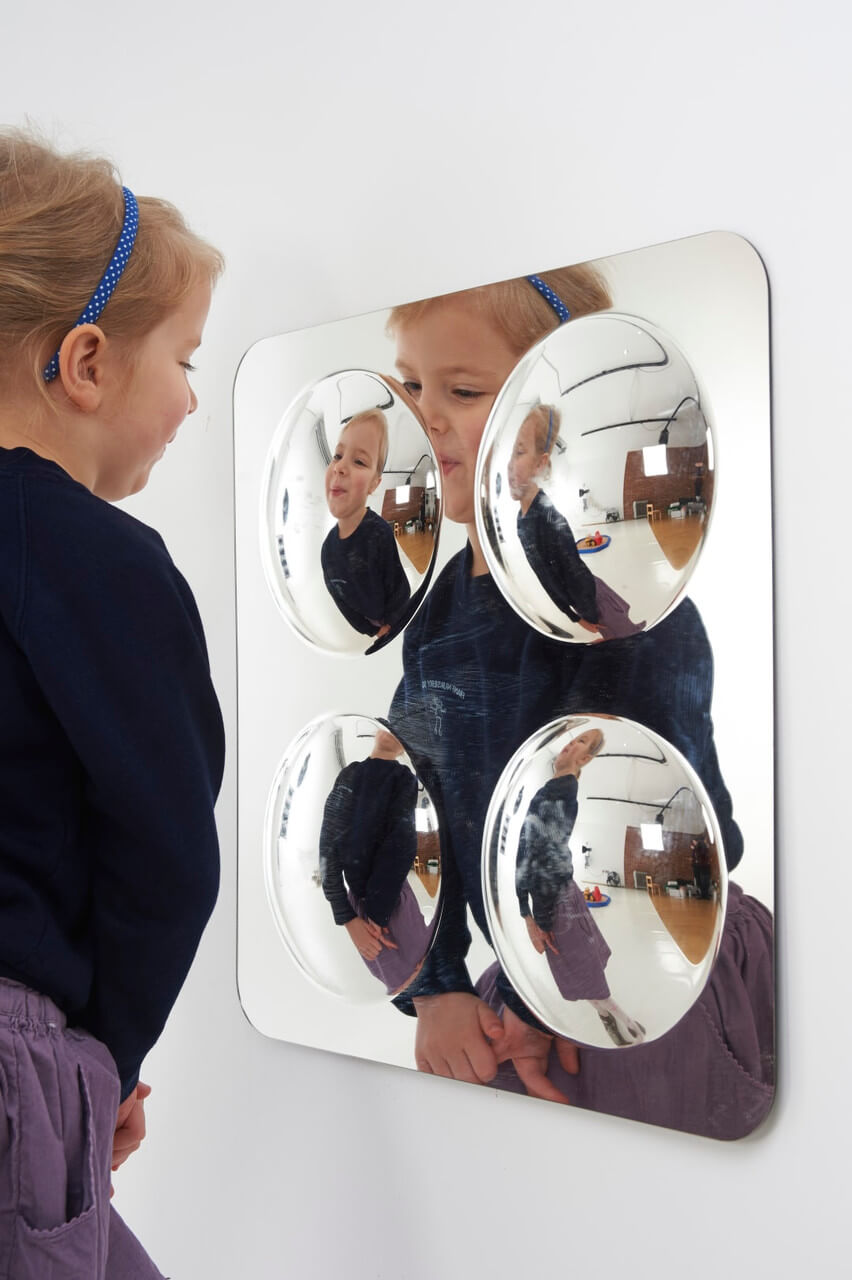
[344, 916, 398, 959]
[413, 992, 504, 1086]
[345, 917, 385, 959]
[496, 1006, 579, 1105]
[525, 916, 558, 954]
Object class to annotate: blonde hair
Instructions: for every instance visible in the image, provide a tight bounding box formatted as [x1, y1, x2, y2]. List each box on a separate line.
[0, 129, 224, 395]
[342, 409, 389, 475]
[523, 403, 562, 456]
[387, 262, 612, 357]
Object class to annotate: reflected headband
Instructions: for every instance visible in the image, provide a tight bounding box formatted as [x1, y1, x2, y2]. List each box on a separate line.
[42, 186, 139, 382]
[545, 407, 555, 451]
[526, 274, 571, 324]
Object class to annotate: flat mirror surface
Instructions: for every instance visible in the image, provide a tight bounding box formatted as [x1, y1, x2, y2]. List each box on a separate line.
[477, 314, 712, 640]
[261, 370, 441, 655]
[235, 231, 774, 1140]
[483, 715, 726, 1047]
[264, 714, 441, 1002]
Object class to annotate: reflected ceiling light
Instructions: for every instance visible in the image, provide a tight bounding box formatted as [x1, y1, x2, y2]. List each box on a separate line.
[643, 444, 668, 476]
[641, 822, 665, 851]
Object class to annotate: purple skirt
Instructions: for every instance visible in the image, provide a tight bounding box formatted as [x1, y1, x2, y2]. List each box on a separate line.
[349, 880, 435, 995]
[543, 879, 611, 1001]
[592, 577, 644, 639]
[479, 882, 775, 1140]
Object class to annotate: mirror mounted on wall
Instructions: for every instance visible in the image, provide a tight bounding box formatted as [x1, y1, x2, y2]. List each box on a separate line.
[235, 230, 774, 1141]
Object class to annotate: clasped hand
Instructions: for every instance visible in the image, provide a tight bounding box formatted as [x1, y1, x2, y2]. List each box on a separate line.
[344, 915, 399, 960]
[413, 992, 579, 1104]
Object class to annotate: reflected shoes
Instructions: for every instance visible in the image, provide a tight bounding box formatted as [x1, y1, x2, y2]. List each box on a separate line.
[598, 1009, 647, 1048]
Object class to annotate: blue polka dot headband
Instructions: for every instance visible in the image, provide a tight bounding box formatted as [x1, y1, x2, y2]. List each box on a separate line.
[42, 186, 139, 383]
[526, 274, 571, 324]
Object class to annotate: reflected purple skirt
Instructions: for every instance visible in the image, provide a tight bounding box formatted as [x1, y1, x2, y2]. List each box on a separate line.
[544, 879, 611, 1001]
[479, 882, 775, 1140]
[349, 880, 435, 995]
[593, 577, 644, 639]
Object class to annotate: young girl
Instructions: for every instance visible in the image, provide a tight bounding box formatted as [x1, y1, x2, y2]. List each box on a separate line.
[515, 730, 645, 1047]
[509, 404, 644, 639]
[0, 131, 225, 1275]
[321, 409, 411, 641]
[386, 265, 774, 1136]
[319, 729, 433, 995]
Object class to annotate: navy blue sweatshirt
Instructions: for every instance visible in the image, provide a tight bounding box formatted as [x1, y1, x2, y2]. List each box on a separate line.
[389, 543, 741, 1021]
[516, 489, 599, 623]
[0, 449, 224, 1097]
[321, 509, 411, 636]
[320, 758, 418, 928]
[515, 774, 579, 931]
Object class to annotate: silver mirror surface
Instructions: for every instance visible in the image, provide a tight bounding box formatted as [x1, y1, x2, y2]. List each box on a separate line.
[235, 231, 774, 1138]
[483, 715, 726, 1048]
[261, 370, 441, 655]
[477, 315, 712, 640]
[264, 713, 441, 1002]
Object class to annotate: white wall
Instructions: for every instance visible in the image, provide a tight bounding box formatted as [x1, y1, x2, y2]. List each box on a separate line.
[3, 2, 848, 1275]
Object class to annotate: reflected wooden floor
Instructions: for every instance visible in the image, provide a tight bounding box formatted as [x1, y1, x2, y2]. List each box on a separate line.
[415, 868, 440, 898]
[650, 895, 717, 963]
[650, 515, 704, 569]
[397, 529, 435, 574]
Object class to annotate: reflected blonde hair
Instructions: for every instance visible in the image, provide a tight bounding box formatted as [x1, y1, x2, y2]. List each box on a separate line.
[343, 409, 389, 475]
[387, 262, 612, 357]
[524, 403, 561, 456]
[0, 129, 224, 395]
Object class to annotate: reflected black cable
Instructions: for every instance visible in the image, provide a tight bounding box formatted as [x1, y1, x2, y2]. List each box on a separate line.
[577, 397, 703, 441]
[586, 794, 674, 809]
[338, 373, 395, 425]
[557, 332, 670, 400]
[654, 785, 695, 824]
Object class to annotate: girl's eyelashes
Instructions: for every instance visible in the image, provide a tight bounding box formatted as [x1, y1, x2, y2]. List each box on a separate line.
[402, 380, 422, 397]
[181, 362, 197, 374]
[453, 387, 485, 400]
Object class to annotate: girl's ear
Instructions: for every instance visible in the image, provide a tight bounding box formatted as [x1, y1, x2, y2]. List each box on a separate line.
[56, 324, 109, 411]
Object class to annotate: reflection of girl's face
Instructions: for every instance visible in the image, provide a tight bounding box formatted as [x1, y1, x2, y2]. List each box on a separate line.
[555, 730, 602, 775]
[395, 299, 519, 525]
[507, 418, 548, 501]
[325, 419, 382, 525]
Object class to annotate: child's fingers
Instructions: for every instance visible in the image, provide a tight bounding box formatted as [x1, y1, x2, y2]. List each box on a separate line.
[513, 1055, 571, 1105]
[555, 1038, 580, 1076]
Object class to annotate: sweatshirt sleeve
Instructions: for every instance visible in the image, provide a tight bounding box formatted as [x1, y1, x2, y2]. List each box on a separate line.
[16, 480, 224, 1097]
[319, 773, 358, 926]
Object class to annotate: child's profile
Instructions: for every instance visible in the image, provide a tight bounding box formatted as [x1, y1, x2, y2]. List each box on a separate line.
[0, 128, 225, 1275]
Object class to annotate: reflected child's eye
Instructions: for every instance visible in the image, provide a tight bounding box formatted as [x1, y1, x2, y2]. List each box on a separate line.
[402, 380, 422, 397]
[453, 388, 485, 401]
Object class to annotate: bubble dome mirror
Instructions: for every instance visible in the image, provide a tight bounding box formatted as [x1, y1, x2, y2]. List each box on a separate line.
[476, 315, 713, 641]
[261, 370, 442, 655]
[483, 714, 726, 1047]
[236, 231, 774, 1140]
[264, 712, 442, 1002]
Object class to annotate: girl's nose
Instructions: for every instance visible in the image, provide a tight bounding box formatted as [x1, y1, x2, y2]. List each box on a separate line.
[188, 386, 199, 415]
[419, 391, 449, 437]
